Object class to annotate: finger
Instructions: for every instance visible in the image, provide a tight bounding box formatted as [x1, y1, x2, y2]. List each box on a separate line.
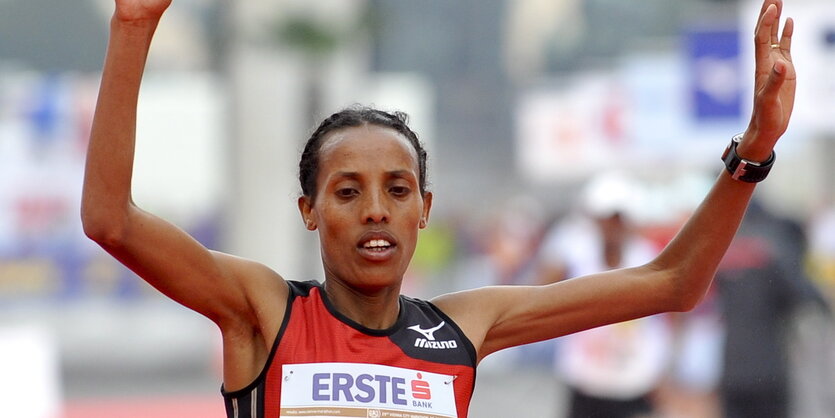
[755, 4, 778, 44]
[779, 17, 794, 56]
[755, 0, 779, 29]
[755, 4, 779, 61]
[757, 0, 773, 23]
[770, 0, 783, 44]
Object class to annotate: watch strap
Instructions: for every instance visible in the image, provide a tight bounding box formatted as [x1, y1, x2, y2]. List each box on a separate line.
[721, 133, 775, 183]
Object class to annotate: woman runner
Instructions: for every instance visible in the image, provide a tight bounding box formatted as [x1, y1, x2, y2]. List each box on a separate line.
[82, 1, 796, 417]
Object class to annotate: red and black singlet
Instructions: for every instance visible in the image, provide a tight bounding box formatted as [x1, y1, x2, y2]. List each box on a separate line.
[222, 280, 477, 418]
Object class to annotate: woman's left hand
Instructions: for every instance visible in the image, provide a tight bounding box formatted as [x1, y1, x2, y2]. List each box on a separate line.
[742, 0, 796, 159]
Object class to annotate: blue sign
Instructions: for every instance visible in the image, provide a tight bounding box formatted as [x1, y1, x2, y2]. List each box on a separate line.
[686, 28, 742, 121]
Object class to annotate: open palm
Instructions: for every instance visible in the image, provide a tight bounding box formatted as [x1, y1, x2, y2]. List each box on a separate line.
[114, 0, 172, 22]
[749, 0, 796, 145]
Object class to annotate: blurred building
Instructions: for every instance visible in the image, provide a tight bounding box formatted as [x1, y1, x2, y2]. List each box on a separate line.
[368, 0, 515, 214]
[0, 1, 229, 415]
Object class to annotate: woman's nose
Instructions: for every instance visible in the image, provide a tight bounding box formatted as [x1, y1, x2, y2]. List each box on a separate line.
[362, 191, 390, 224]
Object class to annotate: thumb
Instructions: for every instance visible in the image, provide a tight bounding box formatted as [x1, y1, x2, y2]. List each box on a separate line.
[762, 60, 787, 96]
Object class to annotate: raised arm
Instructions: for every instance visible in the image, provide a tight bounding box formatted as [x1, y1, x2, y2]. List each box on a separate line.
[81, 0, 287, 385]
[434, 0, 796, 361]
[647, 0, 795, 302]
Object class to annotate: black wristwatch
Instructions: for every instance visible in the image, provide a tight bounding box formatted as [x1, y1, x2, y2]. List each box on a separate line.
[721, 133, 775, 183]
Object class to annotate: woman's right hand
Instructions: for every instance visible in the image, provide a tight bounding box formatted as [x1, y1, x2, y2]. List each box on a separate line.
[113, 0, 172, 24]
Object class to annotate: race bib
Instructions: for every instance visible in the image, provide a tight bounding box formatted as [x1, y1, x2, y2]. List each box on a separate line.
[280, 363, 458, 418]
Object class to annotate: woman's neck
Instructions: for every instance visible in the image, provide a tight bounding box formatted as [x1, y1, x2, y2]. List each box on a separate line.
[323, 279, 402, 330]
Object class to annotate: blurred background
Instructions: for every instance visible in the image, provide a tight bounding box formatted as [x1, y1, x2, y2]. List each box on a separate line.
[1, 0, 834, 417]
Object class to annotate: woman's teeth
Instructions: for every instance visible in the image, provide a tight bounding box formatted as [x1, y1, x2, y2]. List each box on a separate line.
[364, 239, 391, 249]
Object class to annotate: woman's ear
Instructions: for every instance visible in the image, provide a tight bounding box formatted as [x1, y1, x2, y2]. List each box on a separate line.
[420, 192, 433, 229]
[297, 196, 317, 231]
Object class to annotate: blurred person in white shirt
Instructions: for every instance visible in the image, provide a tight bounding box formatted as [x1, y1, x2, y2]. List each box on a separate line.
[538, 173, 672, 418]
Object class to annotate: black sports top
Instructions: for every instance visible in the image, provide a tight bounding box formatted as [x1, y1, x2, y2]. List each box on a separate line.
[222, 280, 478, 418]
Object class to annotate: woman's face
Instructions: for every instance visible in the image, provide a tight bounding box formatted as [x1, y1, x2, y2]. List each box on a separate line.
[298, 124, 432, 290]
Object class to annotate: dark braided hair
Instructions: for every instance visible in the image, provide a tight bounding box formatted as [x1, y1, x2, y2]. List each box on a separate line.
[299, 105, 428, 201]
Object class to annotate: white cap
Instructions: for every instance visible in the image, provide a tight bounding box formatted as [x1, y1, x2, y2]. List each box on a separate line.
[581, 171, 643, 219]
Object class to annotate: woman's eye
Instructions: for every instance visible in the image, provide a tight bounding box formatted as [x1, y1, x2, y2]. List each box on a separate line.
[390, 186, 410, 197]
[336, 188, 358, 198]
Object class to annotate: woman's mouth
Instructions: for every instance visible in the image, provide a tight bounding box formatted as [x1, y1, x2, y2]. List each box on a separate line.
[357, 235, 397, 261]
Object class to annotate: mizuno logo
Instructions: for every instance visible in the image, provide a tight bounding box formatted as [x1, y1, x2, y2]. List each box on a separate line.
[408, 322, 457, 350]
[414, 338, 458, 349]
[408, 322, 445, 341]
